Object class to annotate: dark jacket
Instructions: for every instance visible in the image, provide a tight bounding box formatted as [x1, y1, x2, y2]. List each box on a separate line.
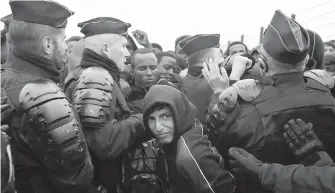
[208, 72, 335, 193]
[142, 85, 235, 193]
[1, 53, 94, 193]
[126, 80, 149, 113]
[260, 164, 335, 193]
[63, 49, 148, 191]
[180, 75, 213, 123]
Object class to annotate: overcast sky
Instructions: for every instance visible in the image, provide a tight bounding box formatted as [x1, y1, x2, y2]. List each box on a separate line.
[1, 0, 334, 51]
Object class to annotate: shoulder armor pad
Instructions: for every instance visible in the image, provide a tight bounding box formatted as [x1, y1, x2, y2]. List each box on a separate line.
[304, 70, 335, 89]
[217, 86, 238, 112]
[75, 67, 114, 127]
[77, 67, 114, 91]
[19, 80, 88, 170]
[232, 79, 263, 102]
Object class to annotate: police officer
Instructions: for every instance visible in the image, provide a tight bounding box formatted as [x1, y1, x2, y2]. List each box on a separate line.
[63, 17, 149, 192]
[179, 34, 225, 123]
[205, 10, 335, 193]
[228, 119, 334, 193]
[1, 1, 94, 193]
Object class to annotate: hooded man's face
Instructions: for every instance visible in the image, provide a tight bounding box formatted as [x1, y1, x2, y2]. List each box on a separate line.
[147, 106, 175, 144]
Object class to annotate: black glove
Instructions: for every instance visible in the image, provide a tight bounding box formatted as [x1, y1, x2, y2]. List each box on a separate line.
[205, 110, 226, 134]
[228, 147, 265, 180]
[281, 119, 333, 166]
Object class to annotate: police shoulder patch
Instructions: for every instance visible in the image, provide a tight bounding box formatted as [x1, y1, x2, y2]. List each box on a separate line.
[232, 79, 263, 102]
[216, 86, 238, 112]
[304, 69, 335, 89]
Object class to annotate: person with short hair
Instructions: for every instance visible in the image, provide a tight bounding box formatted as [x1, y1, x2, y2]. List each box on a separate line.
[179, 34, 224, 123]
[156, 51, 177, 75]
[127, 48, 158, 102]
[151, 42, 163, 53]
[225, 41, 248, 56]
[324, 41, 335, 54]
[175, 35, 191, 74]
[63, 17, 149, 192]
[66, 36, 83, 53]
[142, 85, 235, 193]
[1, 1, 95, 193]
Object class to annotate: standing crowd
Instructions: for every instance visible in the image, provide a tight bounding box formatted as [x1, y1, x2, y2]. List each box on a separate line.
[1, 1, 335, 193]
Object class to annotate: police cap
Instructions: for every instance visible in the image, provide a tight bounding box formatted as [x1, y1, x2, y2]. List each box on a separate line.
[179, 34, 220, 57]
[9, 0, 74, 28]
[262, 10, 309, 64]
[78, 17, 131, 38]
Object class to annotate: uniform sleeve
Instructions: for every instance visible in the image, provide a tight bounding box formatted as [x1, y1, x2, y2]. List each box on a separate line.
[177, 135, 236, 193]
[260, 163, 335, 193]
[88, 114, 149, 161]
[207, 79, 238, 114]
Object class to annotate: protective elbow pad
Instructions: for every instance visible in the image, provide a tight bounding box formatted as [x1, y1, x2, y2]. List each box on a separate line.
[74, 67, 114, 127]
[19, 80, 88, 170]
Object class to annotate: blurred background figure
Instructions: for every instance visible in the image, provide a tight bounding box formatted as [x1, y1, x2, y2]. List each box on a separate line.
[225, 41, 248, 56]
[66, 36, 83, 54]
[324, 41, 335, 54]
[151, 42, 163, 53]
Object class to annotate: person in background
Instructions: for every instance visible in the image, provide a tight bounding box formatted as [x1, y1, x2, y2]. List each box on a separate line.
[322, 52, 335, 97]
[151, 42, 163, 53]
[305, 30, 325, 70]
[250, 45, 260, 61]
[155, 51, 183, 90]
[175, 35, 191, 77]
[142, 85, 236, 193]
[66, 36, 83, 54]
[59, 37, 85, 88]
[127, 48, 158, 102]
[120, 30, 153, 97]
[225, 41, 248, 56]
[156, 51, 177, 77]
[322, 52, 335, 76]
[1, 1, 95, 192]
[324, 41, 335, 54]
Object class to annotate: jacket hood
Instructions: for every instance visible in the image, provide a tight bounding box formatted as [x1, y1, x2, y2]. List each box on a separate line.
[142, 85, 197, 138]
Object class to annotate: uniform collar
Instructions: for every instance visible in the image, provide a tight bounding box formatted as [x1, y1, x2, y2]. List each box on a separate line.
[10, 51, 60, 83]
[269, 72, 304, 87]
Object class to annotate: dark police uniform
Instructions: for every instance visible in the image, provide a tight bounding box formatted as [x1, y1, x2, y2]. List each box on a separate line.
[63, 17, 148, 192]
[207, 10, 335, 193]
[179, 34, 221, 123]
[1, 1, 94, 193]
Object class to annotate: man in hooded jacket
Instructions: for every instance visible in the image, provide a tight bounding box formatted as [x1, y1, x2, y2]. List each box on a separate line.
[142, 85, 235, 193]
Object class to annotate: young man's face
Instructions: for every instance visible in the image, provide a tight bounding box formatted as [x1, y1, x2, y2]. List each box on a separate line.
[133, 52, 158, 88]
[228, 44, 247, 56]
[148, 106, 175, 144]
[158, 56, 176, 76]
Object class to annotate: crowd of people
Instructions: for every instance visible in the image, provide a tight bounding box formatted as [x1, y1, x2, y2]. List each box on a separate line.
[1, 1, 335, 193]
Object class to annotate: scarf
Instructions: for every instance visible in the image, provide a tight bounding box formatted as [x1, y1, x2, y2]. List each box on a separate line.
[80, 48, 120, 82]
[80, 48, 132, 115]
[187, 66, 204, 78]
[12, 49, 60, 82]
